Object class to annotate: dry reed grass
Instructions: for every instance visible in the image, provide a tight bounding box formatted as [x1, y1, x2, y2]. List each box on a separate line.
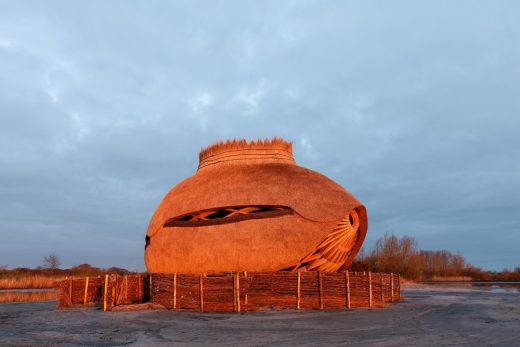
[0, 275, 65, 289]
[199, 137, 293, 161]
[0, 290, 57, 303]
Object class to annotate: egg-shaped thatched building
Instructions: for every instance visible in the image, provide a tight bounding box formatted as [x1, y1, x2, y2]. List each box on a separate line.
[145, 138, 368, 274]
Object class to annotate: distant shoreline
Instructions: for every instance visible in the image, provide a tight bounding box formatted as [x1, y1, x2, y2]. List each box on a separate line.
[421, 280, 520, 284]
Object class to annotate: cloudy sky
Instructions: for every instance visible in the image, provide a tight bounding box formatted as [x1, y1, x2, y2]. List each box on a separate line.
[1, 1, 519, 271]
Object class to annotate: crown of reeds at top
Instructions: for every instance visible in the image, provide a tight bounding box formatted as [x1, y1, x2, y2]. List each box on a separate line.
[198, 138, 294, 168]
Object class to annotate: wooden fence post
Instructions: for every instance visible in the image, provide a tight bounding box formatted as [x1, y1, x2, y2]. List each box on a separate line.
[173, 272, 177, 310]
[83, 277, 89, 304]
[233, 272, 241, 313]
[244, 271, 248, 307]
[390, 273, 394, 302]
[297, 271, 301, 309]
[173, 273, 177, 310]
[149, 274, 153, 303]
[345, 271, 351, 309]
[199, 274, 204, 312]
[380, 273, 384, 303]
[233, 273, 236, 312]
[368, 272, 373, 308]
[318, 271, 324, 310]
[236, 272, 241, 313]
[103, 274, 109, 311]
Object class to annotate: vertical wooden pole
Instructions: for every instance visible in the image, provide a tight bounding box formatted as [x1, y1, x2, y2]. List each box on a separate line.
[103, 274, 109, 311]
[83, 277, 89, 304]
[236, 272, 241, 313]
[233, 273, 236, 312]
[297, 271, 301, 309]
[149, 274, 153, 303]
[390, 273, 394, 302]
[244, 271, 248, 308]
[173, 273, 177, 310]
[380, 273, 384, 303]
[318, 271, 324, 310]
[199, 274, 204, 312]
[69, 276, 73, 305]
[124, 275, 128, 304]
[345, 271, 351, 309]
[368, 272, 373, 308]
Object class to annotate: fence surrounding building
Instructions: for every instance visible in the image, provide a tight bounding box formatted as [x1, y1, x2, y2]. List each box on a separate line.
[57, 271, 401, 312]
[57, 274, 149, 310]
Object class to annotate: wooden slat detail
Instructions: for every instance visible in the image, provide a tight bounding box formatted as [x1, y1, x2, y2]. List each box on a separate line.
[289, 210, 361, 272]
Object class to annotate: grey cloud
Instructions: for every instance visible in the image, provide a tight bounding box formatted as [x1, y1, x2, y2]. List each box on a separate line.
[1, 1, 519, 270]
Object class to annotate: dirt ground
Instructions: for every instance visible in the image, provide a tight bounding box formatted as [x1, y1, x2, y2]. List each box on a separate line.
[1, 284, 519, 346]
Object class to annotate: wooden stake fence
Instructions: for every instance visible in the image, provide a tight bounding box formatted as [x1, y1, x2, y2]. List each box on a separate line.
[58, 271, 401, 312]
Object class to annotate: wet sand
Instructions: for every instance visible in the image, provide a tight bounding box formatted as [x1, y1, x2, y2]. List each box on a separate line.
[1, 284, 519, 346]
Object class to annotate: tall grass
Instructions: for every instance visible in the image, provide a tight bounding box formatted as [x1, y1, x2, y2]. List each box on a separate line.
[0, 290, 57, 303]
[0, 275, 65, 289]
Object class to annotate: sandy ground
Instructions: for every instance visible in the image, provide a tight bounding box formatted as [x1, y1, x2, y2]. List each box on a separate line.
[1, 284, 519, 347]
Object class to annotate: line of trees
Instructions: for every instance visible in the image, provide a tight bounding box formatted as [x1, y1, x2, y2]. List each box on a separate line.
[351, 232, 520, 281]
[0, 259, 132, 279]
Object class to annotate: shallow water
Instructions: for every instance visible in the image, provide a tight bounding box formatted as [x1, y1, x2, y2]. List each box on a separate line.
[421, 281, 520, 293]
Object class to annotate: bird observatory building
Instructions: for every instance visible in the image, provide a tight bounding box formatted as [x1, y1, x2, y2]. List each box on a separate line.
[58, 138, 401, 312]
[145, 138, 367, 274]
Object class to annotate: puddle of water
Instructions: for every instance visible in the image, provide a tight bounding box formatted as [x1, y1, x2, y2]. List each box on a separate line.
[488, 285, 519, 294]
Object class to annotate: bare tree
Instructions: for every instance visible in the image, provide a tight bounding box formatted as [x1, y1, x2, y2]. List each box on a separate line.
[43, 254, 62, 269]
